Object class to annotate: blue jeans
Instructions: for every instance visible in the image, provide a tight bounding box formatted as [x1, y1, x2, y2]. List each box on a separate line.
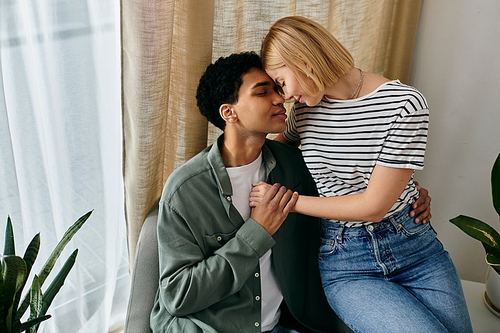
[318, 205, 473, 333]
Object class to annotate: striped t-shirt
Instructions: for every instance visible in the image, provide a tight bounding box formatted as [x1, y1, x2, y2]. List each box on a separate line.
[283, 80, 429, 226]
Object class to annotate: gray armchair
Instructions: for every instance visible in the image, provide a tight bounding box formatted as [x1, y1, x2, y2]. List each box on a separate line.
[124, 202, 159, 333]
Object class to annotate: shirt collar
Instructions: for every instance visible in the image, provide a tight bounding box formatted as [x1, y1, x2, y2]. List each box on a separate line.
[207, 134, 276, 198]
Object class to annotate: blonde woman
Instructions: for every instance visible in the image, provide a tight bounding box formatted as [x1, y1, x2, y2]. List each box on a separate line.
[251, 16, 472, 333]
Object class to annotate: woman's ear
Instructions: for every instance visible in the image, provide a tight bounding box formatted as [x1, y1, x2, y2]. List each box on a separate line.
[219, 104, 237, 123]
[305, 62, 314, 76]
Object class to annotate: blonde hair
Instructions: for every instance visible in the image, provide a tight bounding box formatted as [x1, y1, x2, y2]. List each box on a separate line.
[261, 16, 354, 96]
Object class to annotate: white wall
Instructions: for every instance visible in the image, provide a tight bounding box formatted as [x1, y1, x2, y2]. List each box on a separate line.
[411, 0, 500, 282]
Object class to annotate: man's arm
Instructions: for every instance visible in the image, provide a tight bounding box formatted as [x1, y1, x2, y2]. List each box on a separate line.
[156, 203, 272, 317]
[156, 184, 297, 317]
[410, 182, 432, 223]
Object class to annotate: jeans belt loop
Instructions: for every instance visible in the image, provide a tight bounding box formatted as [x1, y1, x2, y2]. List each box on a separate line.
[336, 224, 344, 244]
[388, 214, 401, 233]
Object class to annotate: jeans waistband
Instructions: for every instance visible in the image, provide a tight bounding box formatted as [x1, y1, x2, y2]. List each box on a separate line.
[381, 204, 413, 226]
[321, 205, 413, 237]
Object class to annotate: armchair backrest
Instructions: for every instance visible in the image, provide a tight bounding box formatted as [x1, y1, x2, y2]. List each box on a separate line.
[124, 202, 159, 333]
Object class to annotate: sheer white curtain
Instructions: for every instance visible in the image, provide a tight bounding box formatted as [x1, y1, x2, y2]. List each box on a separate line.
[0, 0, 129, 332]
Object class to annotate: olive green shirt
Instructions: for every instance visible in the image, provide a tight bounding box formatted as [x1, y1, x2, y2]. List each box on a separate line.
[150, 135, 351, 333]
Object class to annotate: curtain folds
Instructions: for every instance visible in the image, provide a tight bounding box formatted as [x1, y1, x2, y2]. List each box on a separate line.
[122, 0, 217, 264]
[122, 0, 423, 268]
[1, 0, 129, 332]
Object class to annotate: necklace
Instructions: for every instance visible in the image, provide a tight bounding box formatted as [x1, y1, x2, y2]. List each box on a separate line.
[348, 68, 364, 99]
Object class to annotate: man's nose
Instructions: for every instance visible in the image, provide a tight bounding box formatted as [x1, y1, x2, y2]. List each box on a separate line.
[274, 92, 285, 105]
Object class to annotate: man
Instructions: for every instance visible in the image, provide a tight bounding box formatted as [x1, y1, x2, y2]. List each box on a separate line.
[150, 52, 429, 333]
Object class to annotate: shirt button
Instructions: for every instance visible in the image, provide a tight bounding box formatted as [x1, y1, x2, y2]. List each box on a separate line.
[255, 272, 259, 278]
[226, 196, 231, 202]
[255, 296, 260, 301]
[216, 236, 222, 242]
[254, 322, 260, 327]
[367, 225, 374, 231]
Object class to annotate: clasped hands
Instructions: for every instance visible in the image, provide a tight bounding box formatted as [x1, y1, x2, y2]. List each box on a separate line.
[249, 183, 298, 235]
[250, 181, 432, 225]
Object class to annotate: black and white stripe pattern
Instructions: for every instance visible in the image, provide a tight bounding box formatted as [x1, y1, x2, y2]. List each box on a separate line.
[284, 80, 429, 226]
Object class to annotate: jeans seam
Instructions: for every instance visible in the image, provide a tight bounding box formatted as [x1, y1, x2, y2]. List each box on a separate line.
[366, 228, 389, 275]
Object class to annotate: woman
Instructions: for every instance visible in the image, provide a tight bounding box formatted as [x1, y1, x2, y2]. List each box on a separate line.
[251, 16, 472, 333]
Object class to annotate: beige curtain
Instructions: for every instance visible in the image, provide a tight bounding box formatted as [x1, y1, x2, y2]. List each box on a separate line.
[121, 0, 423, 269]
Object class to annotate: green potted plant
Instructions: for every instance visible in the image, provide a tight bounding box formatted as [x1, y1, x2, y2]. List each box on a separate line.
[450, 152, 500, 316]
[0, 211, 92, 332]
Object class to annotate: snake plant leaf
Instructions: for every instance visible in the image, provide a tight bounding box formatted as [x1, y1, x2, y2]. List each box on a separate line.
[38, 211, 90, 285]
[16, 211, 91, 320]
[29, 275, 42, 324]
[19, 315, 51, 332]
[3, 217, 16, 258]
[450, 215, 500, 250]
[11, 234, 40, 325]
[0, 263, 6, 333]
[2, 255, 26, 332]
[492, 153, 500, 216]
[22, 234, 40, 280]
[39, 249, 78, 322]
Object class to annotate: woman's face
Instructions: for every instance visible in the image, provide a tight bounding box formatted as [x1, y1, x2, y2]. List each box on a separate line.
[266, 65, 323, 107]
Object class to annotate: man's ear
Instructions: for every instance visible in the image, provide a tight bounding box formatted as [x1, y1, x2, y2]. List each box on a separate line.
[219, 104, 237, 123]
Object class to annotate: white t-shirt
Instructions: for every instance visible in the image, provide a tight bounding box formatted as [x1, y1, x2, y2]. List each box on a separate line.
[226, 152, 283, 332]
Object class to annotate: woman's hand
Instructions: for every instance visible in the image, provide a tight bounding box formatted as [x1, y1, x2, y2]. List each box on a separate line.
[410, 181, 432, 224]
[250, 181, 274, 207]
[250, 183, 298, 235]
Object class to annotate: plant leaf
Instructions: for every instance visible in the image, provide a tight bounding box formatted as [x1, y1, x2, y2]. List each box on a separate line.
[22, 234, 40, 280]
[16, 211, 91, 320]
[486, 253, 500, 265]
[486, 251, 500, 275]
[29, 275, 42, 324]
[40, 249, 78, 319]
[492, 153, 500, 216]
[483, 243, 500, 263]
[0, 262, 7, 333]
[19, 315, 51, 332]
[11, 234, 40, 324]
[38, 211, 90, 285]
[2, 255, 27, 332]
[3, 216, 16, 259]
[450, 215, 500, 249]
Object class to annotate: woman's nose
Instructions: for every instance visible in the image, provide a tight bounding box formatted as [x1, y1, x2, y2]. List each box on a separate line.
[282, 88, 292, 100]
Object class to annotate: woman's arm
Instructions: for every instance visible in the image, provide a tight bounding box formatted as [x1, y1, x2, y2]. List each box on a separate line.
[252, 164, 414, 223]
[274, 132, 300, 147]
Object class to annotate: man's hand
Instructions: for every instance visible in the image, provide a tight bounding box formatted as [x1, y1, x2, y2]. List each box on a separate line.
[410, 181, 432, 224]
[250, 183, 298, 235]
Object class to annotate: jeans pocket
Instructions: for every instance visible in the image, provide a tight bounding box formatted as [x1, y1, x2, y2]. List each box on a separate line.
[318, 237, 337, 257]
[398, 217, 431, 236]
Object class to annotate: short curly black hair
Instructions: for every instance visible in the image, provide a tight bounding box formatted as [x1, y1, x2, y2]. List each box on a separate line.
[196, 52, 263, 130]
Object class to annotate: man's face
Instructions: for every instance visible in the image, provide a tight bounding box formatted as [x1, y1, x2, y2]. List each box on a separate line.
[231, 68, 287, 136]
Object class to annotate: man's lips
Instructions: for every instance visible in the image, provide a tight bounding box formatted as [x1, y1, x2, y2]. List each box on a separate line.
[273, 109, 287, 120]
